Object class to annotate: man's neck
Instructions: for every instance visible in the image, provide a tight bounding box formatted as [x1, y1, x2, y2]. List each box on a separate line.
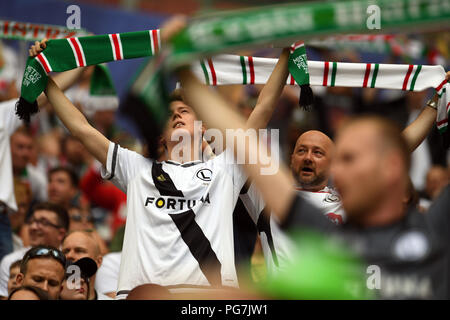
[354, 195, 405, 228]
[295, 181, 328, 192]
[166, 142, 203, 163]
[88, 275, 96, 300]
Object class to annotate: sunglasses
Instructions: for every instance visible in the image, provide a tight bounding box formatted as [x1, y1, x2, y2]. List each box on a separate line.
[22, 247, 67, 269]
[27, 217, 61, 229]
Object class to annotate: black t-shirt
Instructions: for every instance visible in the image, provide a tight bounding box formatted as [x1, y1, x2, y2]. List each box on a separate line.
[282, 185, 449, 299]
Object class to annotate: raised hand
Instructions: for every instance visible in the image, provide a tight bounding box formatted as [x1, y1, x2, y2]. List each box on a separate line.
[29, 38, 48, 57]
[160, 15, 187, 44]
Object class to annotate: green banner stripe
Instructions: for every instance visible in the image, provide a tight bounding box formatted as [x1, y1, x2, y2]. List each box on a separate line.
[330, 62, 337, 87]
[409, 65, 422, 91]
[121, 31, 152, 59]
[200, 60, 210, 85]
[370, 63, 379, 88]
[79, 35, 113, 66]
[240, 56, 247, 85]
[169, 0, 450, 67]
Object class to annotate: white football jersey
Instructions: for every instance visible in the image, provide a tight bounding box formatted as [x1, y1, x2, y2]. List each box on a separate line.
[295, 186, 346, 225]
[101, 143, 246, 299]
[239, 185, 345, 276]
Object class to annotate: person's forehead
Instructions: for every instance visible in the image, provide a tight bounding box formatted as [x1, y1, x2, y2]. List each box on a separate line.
[295, 131, 333, 151]
[11, 132, 32, 143]
[33, 209, 58, 222]
[63, 232, 95, 250]
[50, 171, 70, 180]
[336, 123, 378, 152]
[26, 258, 65, 277]
[169, 100, 192, 112]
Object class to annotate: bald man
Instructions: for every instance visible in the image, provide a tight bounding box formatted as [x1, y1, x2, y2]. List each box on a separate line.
[61, 230, 111, 300]
[290, 130, 344, 224]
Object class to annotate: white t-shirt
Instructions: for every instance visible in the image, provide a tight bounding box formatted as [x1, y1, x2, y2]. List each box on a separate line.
[101, 143, 246, 299]
[296, 186, 346, 225]
[26, 164, 48, 202]
[95, 251, 121, 295]
[0, 247, 28, 297]
[239, 185, 345, 276]
[0, 99, 23, 211]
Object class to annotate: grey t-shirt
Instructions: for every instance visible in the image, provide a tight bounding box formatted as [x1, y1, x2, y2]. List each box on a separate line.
[283, 185, 449, 299]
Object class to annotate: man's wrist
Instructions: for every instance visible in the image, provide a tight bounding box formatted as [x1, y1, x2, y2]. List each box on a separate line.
[425, 98, 437, 110]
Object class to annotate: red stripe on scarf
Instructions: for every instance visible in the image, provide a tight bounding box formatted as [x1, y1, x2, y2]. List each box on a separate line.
[207, 58, 217, 86]
[152, 30, 159, 54]
[290, 73, 295, 85]
[402, 65, 414, 90]
[248, 56, 255, 84]
[69, 38, 85, 67]
[436, 79, 448, 92]
[111, 34, 122, 60]
[323, 61, 329, 86]
[37, 54, 51, 73]
[363, 63, 371, 88]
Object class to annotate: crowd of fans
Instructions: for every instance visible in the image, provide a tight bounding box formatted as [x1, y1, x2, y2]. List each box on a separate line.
[0, 17, 448, 300]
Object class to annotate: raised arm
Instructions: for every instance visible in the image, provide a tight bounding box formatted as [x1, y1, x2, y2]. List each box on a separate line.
[44, 77, 110, 166]
[245, 48, 290, 130]
[179, 67, 295, 220]
[29, 39, 109, 165]
[402, 71, 449, 152]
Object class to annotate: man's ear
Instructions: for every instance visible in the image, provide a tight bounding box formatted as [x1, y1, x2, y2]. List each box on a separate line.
[16, 272, 25, 286]
[58, 228, 67, 244]
[96, 255, 103, 268]
[159, 136, 167, 149]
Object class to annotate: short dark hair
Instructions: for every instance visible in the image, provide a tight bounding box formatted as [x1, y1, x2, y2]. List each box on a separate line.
[48, 166, 79, 188]
[9, 259, 22, 271]
[31, 202, 70, 231]
[169, 88, 185, 103]
[8, 285, 50, 300]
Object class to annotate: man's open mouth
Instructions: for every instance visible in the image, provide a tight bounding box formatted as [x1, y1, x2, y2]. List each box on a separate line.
[173, 121, 185, 128]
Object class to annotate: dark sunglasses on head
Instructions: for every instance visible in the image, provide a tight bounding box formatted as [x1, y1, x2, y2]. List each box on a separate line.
[22, 247, 66, 269]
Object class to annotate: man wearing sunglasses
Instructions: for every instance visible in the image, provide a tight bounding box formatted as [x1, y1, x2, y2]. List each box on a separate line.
[0, 202, 69, 298]
[15, 245, 66, 300]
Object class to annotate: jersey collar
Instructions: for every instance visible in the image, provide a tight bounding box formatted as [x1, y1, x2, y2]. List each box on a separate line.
[165, 160, 203, 168]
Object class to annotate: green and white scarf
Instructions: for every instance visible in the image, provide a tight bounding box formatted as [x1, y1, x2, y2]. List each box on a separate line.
[189, 55, 449, 132]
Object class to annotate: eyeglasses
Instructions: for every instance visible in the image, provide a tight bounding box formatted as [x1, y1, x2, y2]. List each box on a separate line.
[70, 214, 94, 223]
[27, 217, 61, 229]
[22, 247, 66, 269]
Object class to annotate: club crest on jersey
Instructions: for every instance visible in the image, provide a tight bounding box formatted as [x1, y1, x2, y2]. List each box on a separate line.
[196, 168, 212, 182]
[323, 192, 340, 203]
[145, 193, 211, 210]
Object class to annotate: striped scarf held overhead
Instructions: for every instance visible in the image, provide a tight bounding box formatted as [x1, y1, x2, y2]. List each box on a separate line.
[191, 55, 449, 133]
[17, 29, 449, 134]
[16, 29, 161, 122]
